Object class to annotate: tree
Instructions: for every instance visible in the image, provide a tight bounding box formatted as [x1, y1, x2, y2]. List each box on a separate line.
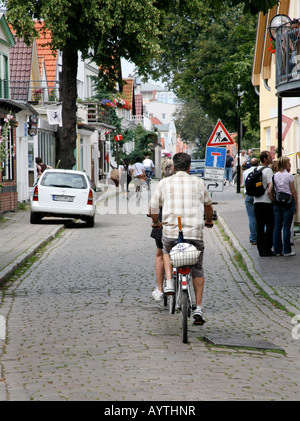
[5, 0, 276, 167]
[210, 0, 278, 15]
[146, 2, 261, 147]
[128, 125, 157, 163]
[173, 102, 215, 158]
[5, 0, 166, 168]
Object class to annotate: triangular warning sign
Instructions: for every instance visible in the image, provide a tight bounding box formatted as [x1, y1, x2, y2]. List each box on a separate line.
[207, 119, 234, 146]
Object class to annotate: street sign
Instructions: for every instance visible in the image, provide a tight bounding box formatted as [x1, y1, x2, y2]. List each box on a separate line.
[204, 169, 224, 182]
[204, 146, 226, 191]
[205, 146, 226, 168]
[207, 119, 234, 146]
[204, 179, 223, 192]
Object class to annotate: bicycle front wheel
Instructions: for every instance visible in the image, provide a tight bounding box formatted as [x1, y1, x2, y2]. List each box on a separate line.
[181, 290, 188, 343]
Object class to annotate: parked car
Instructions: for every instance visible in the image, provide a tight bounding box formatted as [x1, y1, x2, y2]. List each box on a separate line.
[189, 159, 205, 177]
[30, 169, 96, 227]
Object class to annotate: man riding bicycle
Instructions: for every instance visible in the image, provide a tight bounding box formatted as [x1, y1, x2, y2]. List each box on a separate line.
[150, 152, 214, 324]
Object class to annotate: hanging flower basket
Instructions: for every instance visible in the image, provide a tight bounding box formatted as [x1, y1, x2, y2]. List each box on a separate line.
[100, 99, 116, 108]
[113, 97, 132, 111]
[32, 88, 42, 101]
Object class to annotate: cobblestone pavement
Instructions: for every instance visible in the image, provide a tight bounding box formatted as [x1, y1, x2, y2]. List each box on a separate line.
[0, 185, 299, 401]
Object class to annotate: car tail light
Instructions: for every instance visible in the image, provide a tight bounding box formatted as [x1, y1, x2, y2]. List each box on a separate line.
[33, 185, 39, 201]
[87, 189, 93, 205]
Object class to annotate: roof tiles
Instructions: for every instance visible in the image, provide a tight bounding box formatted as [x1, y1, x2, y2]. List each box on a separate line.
[34, 21, 57, 87]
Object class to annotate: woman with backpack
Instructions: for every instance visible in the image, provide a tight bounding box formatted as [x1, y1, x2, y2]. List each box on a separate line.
[269, 156, 298, 257]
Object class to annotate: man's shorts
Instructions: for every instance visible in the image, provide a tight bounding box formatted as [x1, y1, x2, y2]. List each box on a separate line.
[162, 235, 205, 278]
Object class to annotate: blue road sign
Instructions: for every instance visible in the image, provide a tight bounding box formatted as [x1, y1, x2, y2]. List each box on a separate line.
[205, 147, 226, 169]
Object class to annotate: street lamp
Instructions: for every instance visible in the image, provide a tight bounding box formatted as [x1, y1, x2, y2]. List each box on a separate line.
[268, 14, 291, 40]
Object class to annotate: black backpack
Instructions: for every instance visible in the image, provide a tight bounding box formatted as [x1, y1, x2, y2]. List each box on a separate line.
[244, 167, 266, 197]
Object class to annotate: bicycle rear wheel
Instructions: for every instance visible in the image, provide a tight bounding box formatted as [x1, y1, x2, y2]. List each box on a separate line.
[181, 290, 188, 343]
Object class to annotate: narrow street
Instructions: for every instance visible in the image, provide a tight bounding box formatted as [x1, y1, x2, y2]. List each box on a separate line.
[0, 185, 299, 401]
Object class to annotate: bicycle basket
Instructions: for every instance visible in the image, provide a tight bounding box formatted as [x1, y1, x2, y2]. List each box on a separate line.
[169, 242, 201, 267]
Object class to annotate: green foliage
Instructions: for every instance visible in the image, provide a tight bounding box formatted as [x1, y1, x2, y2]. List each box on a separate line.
[173, 102, 215, 158]
[207, 0, 278, 15]
[127, 125, 157, 163]
[4, 0, 275, 159]
[148, 2, 261, 149]
[5, 0, 165, 90]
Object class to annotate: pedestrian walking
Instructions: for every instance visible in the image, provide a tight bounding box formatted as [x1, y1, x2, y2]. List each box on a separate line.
[242, 157, 259, 245]
[131, 159, 146, 196]
[270, 156, 298, 256]
[119, 158, 131, 199]
[243, 149, 254, 170]
[224, 149, 234, 186]
[254, 150, 274, 257]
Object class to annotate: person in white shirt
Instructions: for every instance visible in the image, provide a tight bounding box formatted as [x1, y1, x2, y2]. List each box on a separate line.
[143, 155, 155, 178]
[143, 155, 155, 189]
[131, 160, 146, 196]
[253, 151, 274, 257]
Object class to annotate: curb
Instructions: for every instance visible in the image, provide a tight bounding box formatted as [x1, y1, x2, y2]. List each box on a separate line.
[0, 225, 64, 287]
[217, 213, 299, 316]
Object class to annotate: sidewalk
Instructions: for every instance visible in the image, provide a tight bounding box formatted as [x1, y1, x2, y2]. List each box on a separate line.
[0, 182, 299, 316]
[0, 183, 117, 287]
[213, 186, 300, 315]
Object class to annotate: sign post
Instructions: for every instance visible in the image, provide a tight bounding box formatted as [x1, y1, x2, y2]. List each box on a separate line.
[204, 119, 234, 196]
[204, 146, 226, 193]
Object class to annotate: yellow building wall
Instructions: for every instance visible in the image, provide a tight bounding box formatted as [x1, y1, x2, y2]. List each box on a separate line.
[259, 0, 300, 173]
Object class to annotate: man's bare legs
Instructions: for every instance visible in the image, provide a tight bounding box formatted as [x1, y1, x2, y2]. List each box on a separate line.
[155, 248, 164, 293]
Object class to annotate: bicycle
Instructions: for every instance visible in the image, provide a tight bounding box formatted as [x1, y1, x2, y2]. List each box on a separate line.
[169, 217, 202, 343]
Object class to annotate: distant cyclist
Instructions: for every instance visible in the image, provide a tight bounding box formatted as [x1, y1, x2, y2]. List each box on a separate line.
[150, 152, 214, 324]
[143, 155, 155, 188]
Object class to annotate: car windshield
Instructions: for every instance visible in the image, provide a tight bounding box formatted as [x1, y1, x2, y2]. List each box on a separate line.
[41, 172, 88, 189]
[190, 161, 204, 169]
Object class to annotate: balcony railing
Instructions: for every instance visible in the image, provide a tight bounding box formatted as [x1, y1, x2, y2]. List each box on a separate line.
[0, 80, 60, 103]
[83, 102, 112, 125]
[276, 20, 300, 96]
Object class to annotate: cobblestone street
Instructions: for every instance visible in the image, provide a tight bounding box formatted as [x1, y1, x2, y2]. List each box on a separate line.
[0, 188, 299, 400]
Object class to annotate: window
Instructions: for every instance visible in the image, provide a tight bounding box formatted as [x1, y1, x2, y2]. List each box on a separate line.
[265, 127, 271, 148]
[0, 54, 9, 99]
[1, 122, 13, 181]
[28, 140, 35, 187]
[38, 131, 55, 167]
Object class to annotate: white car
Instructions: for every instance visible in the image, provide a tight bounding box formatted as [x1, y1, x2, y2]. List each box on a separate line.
[30, 169, 96, 227]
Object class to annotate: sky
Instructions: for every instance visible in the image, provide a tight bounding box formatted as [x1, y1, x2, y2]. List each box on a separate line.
[121, 59, 136, 78]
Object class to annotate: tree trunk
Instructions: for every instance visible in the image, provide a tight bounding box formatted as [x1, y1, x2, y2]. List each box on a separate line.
[56, 47, 78, 169]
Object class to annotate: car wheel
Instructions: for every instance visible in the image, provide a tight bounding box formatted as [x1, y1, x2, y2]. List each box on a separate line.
[86, 215, 95, 227]
[30, 212, 42, 224]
